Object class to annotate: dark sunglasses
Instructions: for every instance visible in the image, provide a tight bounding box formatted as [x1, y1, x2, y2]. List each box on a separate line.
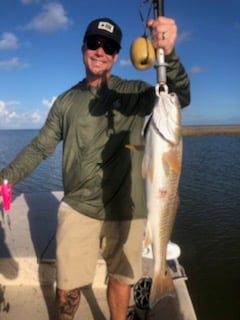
[85, 37, 119, 55]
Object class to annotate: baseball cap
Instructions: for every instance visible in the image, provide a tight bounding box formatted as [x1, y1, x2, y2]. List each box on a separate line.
[83, 18, 122, 50]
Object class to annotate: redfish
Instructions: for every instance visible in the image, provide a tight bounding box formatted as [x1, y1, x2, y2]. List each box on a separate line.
[142, 84, 182, 308]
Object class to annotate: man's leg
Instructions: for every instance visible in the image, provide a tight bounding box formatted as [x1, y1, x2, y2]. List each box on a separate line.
[56, 206, 101, 320]
[107, 276, 131, 320]
[101, 219, 145, 320]
[56, 287, 80, 320]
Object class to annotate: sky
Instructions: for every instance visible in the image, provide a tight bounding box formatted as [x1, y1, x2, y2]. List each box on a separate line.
[0, 0, 240, 129]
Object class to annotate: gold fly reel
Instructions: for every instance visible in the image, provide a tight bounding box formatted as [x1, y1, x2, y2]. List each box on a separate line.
[130, 36, 155, 70]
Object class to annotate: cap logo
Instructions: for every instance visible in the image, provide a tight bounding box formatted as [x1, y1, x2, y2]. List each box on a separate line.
[98, 21, 114, 34]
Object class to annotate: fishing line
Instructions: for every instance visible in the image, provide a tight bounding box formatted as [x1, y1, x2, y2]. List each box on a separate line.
[139, 0, 153, 37]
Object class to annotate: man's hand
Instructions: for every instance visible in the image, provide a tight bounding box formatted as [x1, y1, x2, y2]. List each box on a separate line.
[147, 16, 177, 55]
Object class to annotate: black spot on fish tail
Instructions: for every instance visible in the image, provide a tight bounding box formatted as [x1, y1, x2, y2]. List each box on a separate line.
[149, 267, 176, 309]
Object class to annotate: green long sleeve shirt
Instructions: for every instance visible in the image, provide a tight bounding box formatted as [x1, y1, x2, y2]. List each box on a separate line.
[0, 50, 190, 220]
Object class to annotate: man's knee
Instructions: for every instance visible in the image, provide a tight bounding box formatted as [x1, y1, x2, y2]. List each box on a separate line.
[56, 287, 81, 320]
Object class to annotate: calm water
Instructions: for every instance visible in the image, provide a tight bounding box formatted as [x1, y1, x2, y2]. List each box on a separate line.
[0, 130, 239, 320]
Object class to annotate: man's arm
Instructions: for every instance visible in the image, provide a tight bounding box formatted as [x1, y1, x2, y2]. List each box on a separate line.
[166, 49, 191, 108]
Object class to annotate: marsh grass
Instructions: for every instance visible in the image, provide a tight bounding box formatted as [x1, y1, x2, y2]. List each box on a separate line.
[182, 125, 240, 136]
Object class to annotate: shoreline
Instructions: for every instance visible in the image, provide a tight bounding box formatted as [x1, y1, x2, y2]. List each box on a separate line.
[182, 125, 240, 136]
[0, 125, 239, 136]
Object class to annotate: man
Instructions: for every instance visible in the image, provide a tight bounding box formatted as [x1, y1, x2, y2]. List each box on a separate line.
[0, 16, 190, 320]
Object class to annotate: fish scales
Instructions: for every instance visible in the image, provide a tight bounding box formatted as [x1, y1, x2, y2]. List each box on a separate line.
[142, 85, 182, 308]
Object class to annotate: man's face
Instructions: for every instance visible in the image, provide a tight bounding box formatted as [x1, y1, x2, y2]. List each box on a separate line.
[82, 36, 119, 79]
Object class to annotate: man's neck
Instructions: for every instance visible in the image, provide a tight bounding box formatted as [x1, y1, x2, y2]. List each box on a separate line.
[86, 72, 111, 87]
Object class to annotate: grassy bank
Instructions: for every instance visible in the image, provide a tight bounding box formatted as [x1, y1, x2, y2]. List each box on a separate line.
[182, 125, 240, 136]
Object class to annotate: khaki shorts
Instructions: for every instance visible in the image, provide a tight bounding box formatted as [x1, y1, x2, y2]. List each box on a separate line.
[56, 205, 145, 290]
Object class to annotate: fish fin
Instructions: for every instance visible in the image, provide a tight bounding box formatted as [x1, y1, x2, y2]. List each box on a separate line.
[125, 144, 144, 151]
[150, 159, 155, 182]
[143, 222, 153, 248]
[149, 266, 176, 309]
[142, 155, 154, 180]
[144, 156, 155, 182]
[142, 156, 146, 179]
[163, 149, 181, 174]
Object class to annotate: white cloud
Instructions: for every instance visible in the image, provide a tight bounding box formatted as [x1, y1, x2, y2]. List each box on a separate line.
[0, 33, 19, 50]
[29, 111, 42, 123]
[5, 111, 18, 123]
[0, 101, 8, 116]
[42, 96, 57, 110]
[0, 99, 53, 129]
[177, 31, 191, 44]
[0, 100, 19, 124]
[190, 66, 204, 74]
[0, 100, 21, 108]
[119, 59, 132, 67]
[20, 0, 40, 4]
[0, 57, 20, 69]
[0, 57, 30, 70]
[21, 2, 73, 32]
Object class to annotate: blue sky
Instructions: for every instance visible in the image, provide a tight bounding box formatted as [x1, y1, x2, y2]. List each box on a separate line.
[0, 0, 240, 129]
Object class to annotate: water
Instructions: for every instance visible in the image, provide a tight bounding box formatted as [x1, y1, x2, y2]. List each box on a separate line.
[173, 135, 240, 320]
[0, 130, 239, 320]
[0, 129, 63, 194]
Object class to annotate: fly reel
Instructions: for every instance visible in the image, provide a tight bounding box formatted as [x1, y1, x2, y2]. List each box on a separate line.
[130, 36, 155, 70]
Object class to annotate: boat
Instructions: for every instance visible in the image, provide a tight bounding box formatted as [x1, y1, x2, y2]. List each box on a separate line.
[0, 191, 197, 319]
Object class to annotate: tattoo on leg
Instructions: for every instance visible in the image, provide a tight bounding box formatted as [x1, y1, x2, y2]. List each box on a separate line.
[56, 288, 80, 320]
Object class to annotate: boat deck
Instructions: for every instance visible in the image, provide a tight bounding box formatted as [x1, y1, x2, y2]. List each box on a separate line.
[0, 191, 197, 319]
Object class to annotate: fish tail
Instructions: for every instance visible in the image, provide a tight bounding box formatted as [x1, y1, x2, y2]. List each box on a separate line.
[149, 267, 176, 309]
[125, 144, 144, 151]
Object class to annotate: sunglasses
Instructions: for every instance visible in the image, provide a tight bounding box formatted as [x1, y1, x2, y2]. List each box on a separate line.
[85, 37, 119, 55]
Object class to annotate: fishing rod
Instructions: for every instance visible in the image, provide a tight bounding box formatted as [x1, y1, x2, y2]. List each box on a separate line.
[130, 0, 167, 85]
[153, 0, 164, 16]
[153, 0, 167, 85]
